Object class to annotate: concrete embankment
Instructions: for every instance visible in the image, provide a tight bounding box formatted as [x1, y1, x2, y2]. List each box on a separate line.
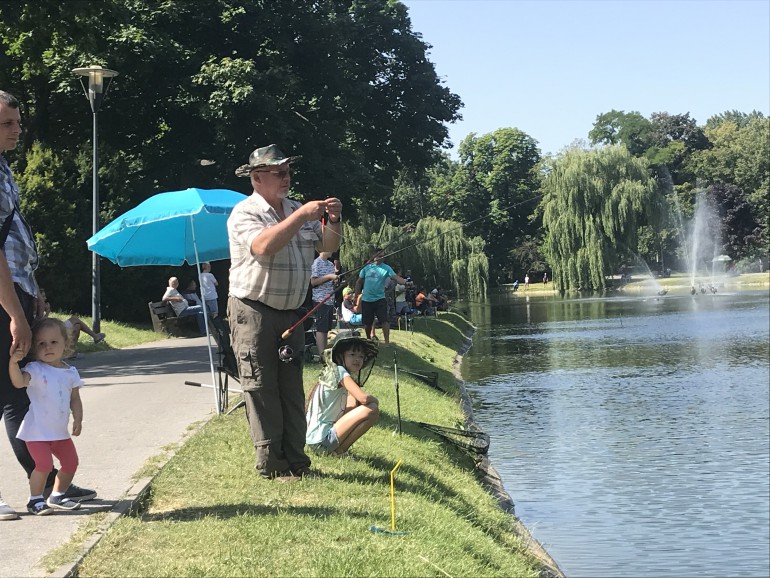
[452, 326, 565, 578]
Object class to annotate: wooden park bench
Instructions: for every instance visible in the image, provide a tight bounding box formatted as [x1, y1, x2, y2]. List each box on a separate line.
[147, 301, 201, 337]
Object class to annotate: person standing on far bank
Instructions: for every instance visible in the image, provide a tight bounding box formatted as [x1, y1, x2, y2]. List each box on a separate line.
[0, 90, 95, 521]
[227, 144, 342, 481]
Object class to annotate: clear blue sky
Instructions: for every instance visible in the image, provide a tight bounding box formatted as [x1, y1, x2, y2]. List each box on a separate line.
[402, 0, 770, 156]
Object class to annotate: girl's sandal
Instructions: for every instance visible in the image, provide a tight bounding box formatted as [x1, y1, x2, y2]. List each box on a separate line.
[94, 333, 106, 343]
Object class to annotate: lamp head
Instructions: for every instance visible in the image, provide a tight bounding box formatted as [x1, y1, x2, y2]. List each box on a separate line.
[72, 65, 118, 113]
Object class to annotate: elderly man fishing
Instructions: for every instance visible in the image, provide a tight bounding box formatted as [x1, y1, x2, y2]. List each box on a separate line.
[227, 144, 341, 481]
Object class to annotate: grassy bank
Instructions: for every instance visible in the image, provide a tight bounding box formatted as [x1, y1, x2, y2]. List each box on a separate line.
[621, 270, 770, 293]
[502, 271, 770, 295]
[69, 313, 548, 577]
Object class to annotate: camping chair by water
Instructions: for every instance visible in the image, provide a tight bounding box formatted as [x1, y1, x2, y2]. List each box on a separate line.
[304, 321, 319, 362]
[210, 318, 245, 414]
[397, 309, 414, 332]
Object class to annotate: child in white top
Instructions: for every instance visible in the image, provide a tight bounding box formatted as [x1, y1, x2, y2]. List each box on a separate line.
[9, 318, 84, 515]
[306, 331, 379, 456]
[200, 262, 219, 318]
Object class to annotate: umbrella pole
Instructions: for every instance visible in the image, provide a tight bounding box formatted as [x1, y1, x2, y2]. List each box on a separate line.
[190, 217, 221, 414]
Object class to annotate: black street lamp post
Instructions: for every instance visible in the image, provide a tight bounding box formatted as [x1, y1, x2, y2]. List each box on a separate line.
[72, 65, 118, 333]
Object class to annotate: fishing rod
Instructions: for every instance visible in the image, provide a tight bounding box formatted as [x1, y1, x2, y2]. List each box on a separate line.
[279, 291, 334, 342]
[381, 365, 442, 391]
[394, 350, 402, 435]
[279, 220, 413, 344]
[280, 193, 542, 345]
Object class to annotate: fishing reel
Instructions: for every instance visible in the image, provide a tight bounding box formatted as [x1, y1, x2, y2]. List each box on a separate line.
[278, 344, 296, 363]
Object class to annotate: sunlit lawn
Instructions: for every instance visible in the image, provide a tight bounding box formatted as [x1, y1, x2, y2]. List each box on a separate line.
[48, 313, 548, 577]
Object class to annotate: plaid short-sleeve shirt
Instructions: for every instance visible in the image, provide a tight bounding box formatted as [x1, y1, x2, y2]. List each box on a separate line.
[227, 192, 322, 310]
[0, 155, 38, 297]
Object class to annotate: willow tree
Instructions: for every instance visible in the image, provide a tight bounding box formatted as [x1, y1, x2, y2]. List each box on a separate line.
[541, 145, 657, 291]
[339, 216, 488, 299]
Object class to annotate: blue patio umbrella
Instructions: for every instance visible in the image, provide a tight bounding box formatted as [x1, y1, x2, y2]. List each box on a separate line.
[87, 187, 247, 267]
[87, 187, 249, 413]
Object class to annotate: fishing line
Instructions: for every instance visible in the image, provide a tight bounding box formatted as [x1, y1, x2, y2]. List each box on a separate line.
[281, 193, 543, 343]
[338, 193, 544, 282]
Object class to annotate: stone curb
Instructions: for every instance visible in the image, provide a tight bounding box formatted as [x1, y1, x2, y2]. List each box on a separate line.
[47, 477, 153, 578]
[46, 419, 209, 578]
[453, 327, 565, 578]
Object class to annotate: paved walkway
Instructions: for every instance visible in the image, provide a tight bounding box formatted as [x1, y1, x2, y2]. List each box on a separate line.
[0, 337, 218, 578]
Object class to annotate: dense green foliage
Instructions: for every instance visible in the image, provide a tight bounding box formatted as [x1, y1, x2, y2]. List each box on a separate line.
[588, 108, 768, 281]
[0, 0, 765, 308]
[0, 0, 462, 319]
[340, 216, 489, 299]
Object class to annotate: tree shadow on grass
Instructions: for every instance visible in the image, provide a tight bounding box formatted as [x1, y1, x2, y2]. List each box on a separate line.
[140, 503, 370, 522]
[377, 347, 459, 397]
[410, 311, 472, 351]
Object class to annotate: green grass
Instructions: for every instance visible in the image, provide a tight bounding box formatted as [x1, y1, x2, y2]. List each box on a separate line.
[39, 511, 111, 572]
[619, 270, 770, 293]
[505, 271, 770, 295]
[74, 313, 545, 577]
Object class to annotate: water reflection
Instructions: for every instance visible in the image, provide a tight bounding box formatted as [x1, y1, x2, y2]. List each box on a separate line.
[463, 291, 770, 577]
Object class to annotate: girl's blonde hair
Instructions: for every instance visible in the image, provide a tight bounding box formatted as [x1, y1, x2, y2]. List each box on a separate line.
[31, 317, 74, 359]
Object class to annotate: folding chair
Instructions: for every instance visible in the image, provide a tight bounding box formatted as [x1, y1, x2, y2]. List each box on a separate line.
[206, 317, 244, 414]
[397, 310, 414, 332]
[209, 318, 324, 412]
[304, 325, 318, 362]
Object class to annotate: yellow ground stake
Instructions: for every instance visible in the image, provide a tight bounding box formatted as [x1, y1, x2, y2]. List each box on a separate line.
[389, 459, 403, 530]
[369, 459, 409, 535]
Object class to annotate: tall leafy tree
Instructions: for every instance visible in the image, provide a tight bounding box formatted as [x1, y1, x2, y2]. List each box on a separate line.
[0, 0, 462, 320]
[540, 145, 658, 291]
[339, 217, 488, 299]
[706, 182, 761, 260]
[589, 110, 653, 156]
[440, 128, 541, 285]
[690, 113, 769, 260]
[589, 109, 715, 272]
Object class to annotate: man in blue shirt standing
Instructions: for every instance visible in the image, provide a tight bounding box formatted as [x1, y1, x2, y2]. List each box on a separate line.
[355, 248, 407, 344]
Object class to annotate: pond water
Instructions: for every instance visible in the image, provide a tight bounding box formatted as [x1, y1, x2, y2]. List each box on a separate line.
[460, 290, 770, 577]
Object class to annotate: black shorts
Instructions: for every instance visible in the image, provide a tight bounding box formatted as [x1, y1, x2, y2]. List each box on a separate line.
[314, 303, 335, 332]
[361, 298, 388, 327]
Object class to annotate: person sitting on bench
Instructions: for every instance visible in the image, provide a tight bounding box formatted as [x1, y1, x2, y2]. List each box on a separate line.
[162, 277, 207, 336]
[181, 279, 203, 307]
